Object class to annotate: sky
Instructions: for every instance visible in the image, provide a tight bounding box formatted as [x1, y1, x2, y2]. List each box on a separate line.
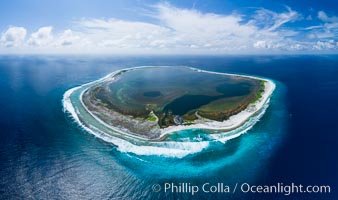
[0, 0, 338, 54]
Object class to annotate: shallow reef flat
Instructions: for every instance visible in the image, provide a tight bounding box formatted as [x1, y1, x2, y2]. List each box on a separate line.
[69, 66, 274, 140]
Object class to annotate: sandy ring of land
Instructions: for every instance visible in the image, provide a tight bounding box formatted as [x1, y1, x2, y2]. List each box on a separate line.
[64, 66, 275, 142]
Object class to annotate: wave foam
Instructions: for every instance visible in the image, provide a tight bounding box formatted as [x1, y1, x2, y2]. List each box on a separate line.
[63, 88, 209, 158]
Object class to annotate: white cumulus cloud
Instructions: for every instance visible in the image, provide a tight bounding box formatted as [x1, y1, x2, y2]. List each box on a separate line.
[313, 40, 337, 50]
[1, 26, 27, 47]
[55, 29, 80, 46]
[27, 26, 53, 46]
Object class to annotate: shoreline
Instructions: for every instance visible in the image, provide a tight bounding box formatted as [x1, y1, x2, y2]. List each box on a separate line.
[64, 66, 275, 142]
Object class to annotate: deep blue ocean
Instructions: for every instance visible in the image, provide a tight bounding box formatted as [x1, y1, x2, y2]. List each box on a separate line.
[0, 55, 337, 199]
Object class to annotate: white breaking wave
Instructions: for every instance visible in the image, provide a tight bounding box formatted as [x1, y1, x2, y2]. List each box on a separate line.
[63, 88, 209, 158]
[63, 86, 81, 122]
[209, 100, 269, 143]
[62, 66, 275, 158]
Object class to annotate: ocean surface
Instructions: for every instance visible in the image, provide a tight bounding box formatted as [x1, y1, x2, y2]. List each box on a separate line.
[0, 55, 337, 199]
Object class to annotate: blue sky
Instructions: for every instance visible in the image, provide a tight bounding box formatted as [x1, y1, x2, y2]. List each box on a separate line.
[1, 0, 338, 54]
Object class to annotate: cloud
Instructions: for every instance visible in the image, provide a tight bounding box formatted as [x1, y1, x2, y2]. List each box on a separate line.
[154, 3, 259, 51]
[55, 29, 80, 46]
[77, 18, 171, 50]
[317, 11, 338, 23]
[252, 7, 300, 31]
[1, 26, 27, 47]
[27, 26, 53, 46]
[156, 3, 256, 36]
[304, 11, 338, 40]
[254, 40, 275, 49]
[0, 3, 337, 54]
[313, 40, 337, 50]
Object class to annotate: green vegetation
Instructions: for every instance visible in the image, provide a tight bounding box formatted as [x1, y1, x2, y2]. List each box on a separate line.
[147, 115, 157, 121]
[199, 96, 246, 112]
[184, 119, 195, 125]
[251, 80, 266, 103]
